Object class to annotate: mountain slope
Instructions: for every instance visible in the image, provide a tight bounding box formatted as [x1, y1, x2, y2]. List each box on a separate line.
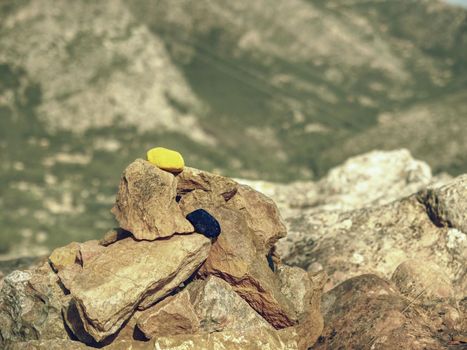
[0, 0, 466, 255]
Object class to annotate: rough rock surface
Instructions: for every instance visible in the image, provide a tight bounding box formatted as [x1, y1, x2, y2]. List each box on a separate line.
[176, 168, 299, 329]
[2, 150, 465, 349]
[48, 242, 80, 272]
[0, 263, 70, 344]
[420, 174, 467, 233]
[111, 159, 194, 240]
[151, 330, 299, 350]
[197, 206, 297, 329]
[241, 150, 465, 299]
[391, 260, 456, 305]
[136, 276, 274, 339]
[135, 288, 200, 338]
[317, 262, 464, 350]
[63, 234, 210, 342]
[1, 160, 323, 349]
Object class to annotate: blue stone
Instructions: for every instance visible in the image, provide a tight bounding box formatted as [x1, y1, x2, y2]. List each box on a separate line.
[186, 209, 221, 239]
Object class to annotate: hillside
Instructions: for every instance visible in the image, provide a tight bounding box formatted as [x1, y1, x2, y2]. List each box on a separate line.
[0, 0, 466, 255]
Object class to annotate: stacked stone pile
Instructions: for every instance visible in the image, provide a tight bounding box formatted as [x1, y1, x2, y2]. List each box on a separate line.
[0, 155, 324, 349]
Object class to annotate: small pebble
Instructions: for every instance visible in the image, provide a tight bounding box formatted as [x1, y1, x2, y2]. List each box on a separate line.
[147, 147, 185, 173]
[186, 209, 221, 239]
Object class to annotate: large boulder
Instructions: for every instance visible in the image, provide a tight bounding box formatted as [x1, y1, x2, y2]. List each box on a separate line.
[0, 263, 70, 344]
[241, 151, 465, 298]
[282, 193, 465, 297]
[111, 159, 194, 240]
[63, 234, 210, 342]
[316, 263, 464, 350]
[419, 174, 467, 233]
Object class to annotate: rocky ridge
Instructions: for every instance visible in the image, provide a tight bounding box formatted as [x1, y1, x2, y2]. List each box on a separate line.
[0, 159, 324, 349]
[241, 149, 466, 348]
[0, 149, 466, 349]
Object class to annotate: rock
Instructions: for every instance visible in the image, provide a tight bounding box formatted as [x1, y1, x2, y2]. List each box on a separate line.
[317, 149, 433, 211]
[175, 167, 298, 329]
[136, 274, 323, 350]
[1, 160, 325, 349]
[7, 339, 153, 350]
[98, 228, 132, 246]
[316, 274, 461, 350]
[76, 240, 105, 266]
[279, 194, 466, 297]
[63, 234, 211, 342]
[176, 167, 238, 204]
[136, 289, 199, 339]
[7, 339, 91, 350]
[111, 159, 194, 240]
[227, 185, 287, 255]
[136, 275, 275, 339]
[56, 262, 82, 292]
[146, 147, 185, 173]
[198, 206, 297, 329]
[0, 263, 70, 346]
[244, 151, 463, 295]
[152, 330, 299, 350]
[188, 276, 274, 333]
[276, 266, 325, 349]
[48, 242, 80, 272]
[419, 174, 467, 233]
[186, 209, 221, 239]
[391, 260, 455, 305]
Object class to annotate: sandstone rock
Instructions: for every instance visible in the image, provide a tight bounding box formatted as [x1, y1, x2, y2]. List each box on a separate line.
[175, 168, 298, 329]
[227, 185, 287, 255]
[136, 275, 276, 340]
[152, 330, 298, 350]
[176, 166, 238, 204]
[98, 228, 132, 247]
[56, 262, 82, 292]
[64, 234, 210, 342]
[111, 159, 194, 240]
[419, 174, 467, 233]
[7, 339, 91, 350]
[7, 339, 152, 350]
[277, 266, 325, 350]
[0, 263, 70, 346]
[279, 194, 466, 297]
[391, 260, 455, 305]
[2, 161, 326, 349]
[48, 242, 80, 272]
[197, 206, 297, 329]
[136, 289, 199, 339]
[188, 276, 274, 333]
[146, 147, 185, 173]
[316, 274, 460, 350]
[77, 240, 105, 266]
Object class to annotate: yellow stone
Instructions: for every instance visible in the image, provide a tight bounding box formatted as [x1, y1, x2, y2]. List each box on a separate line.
[147, 147, 185, 173]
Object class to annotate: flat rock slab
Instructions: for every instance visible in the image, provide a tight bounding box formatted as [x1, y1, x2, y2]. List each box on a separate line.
[112, 159, 194, 240]
[64, 234, 210, 342]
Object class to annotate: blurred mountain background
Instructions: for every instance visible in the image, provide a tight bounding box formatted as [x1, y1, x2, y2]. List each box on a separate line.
[0, 0, 466, 257]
